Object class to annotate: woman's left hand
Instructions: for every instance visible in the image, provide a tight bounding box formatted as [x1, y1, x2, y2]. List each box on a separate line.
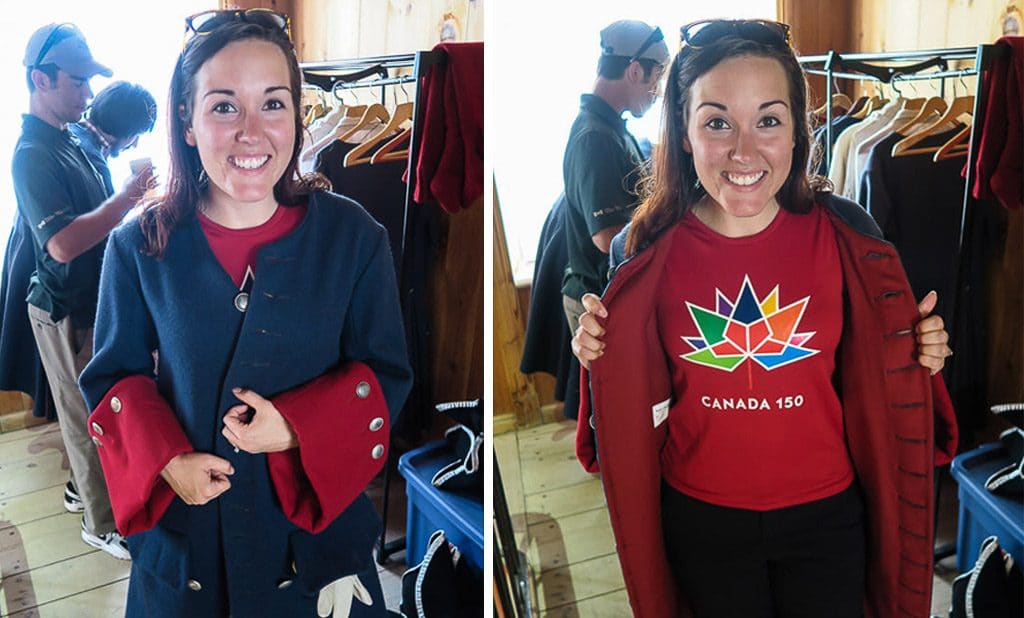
[915, 291, 953, 376]
[222, 387, 299, 454]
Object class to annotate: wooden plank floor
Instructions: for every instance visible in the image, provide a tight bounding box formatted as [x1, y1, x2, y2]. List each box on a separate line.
[0, 419, 409, 616]
[497, 418, 961, 617]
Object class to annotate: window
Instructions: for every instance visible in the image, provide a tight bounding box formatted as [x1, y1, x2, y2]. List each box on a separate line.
[492, 1, 777, 284]
[0, 0, 214, 258]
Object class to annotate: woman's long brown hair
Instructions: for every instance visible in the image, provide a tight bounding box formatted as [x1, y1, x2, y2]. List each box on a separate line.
[625, 36, 831, 257]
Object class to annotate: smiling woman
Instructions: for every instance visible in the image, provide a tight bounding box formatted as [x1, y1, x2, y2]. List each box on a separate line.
[568, 19, 958, 618]
[76, 11, 412, 617]
[184, 39, 297, 226]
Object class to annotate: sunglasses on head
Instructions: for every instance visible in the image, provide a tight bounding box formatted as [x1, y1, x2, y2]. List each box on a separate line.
[627, 26, 664, 65]
[679, 19, 791, 52]
[183, 9, 292, 49]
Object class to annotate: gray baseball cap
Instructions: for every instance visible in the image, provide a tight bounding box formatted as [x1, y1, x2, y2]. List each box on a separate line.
[23, 23, 112, 78]
[600, 20, 669, 64]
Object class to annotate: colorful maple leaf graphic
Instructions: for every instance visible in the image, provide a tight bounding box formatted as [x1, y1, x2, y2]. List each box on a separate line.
[681, 275, 818, 382]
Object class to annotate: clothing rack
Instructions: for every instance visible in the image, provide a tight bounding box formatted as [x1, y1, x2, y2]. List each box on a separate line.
[799, 43, 1010, 565]
[301, 49, 446, 265]
[300, 50, 448, 566]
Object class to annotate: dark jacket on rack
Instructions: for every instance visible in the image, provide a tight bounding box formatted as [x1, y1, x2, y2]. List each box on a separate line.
[575, 195, 958, 618]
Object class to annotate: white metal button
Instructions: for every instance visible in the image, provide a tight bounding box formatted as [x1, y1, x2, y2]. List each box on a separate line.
[369, 417, 384, 431]
[234, 292, 249, 313]
[91, 436, 103, 447]
[110, 397, 122, 413]
[187, 579, 202, 591]
[355, 381, 371, 399]
[91, 422, 104, 436]
[277, 579, 293, 589]
[371, 444, 385, 459]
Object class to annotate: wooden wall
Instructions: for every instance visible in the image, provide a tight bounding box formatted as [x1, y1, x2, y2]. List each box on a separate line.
[223, 0, 483, 60]
[292, 0, 483, 61]
[494, 187, 540, 434]
[782, 0, 1018, 100]
[850, 1, 1009, 54]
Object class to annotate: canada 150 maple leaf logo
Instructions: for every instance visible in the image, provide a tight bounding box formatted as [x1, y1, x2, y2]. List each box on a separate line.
[681, 275, 818, 375]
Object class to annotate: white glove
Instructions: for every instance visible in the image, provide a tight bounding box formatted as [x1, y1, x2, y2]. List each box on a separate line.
[316, 574, 373, 618]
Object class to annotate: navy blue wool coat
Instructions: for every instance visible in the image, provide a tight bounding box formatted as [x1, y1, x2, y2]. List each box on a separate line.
[79, 191, 413, 617]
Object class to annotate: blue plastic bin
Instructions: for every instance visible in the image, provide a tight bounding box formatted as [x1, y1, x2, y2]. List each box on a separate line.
[950, 442, 1024, 573]
[399, 440, 484, 572]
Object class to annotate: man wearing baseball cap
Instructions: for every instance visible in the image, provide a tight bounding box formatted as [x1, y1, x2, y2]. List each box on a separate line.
[13, 22, 154, 560]
[561, 20, 669, 332]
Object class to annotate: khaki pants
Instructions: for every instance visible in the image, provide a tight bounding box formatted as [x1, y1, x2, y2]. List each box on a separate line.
[562, 295, 586, 336]
[27, 304, 115, 535]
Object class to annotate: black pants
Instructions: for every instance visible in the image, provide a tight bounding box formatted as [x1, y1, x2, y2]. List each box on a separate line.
[661, 482, 866, 618]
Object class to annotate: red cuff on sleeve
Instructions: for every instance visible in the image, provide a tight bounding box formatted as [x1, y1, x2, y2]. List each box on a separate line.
[87, 375, 193, 536]
[268, 361, 390, 533]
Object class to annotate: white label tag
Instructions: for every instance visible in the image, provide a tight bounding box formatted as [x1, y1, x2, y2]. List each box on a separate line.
[652, 398, 670, 428]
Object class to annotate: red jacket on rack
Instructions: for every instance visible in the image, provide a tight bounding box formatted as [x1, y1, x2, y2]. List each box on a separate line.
[968, 36, 1022, 210]
[413, 41, 483, 213]
[576, 196, 958, 618]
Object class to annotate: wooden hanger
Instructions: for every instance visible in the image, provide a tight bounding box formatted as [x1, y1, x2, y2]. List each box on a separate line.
[813, 92, 853, 118]
[343, 102, 414, 167]
[344, 104, 367, 119]
[299, 106, 362, 164]
[370, 123, 414, 164]
[933, 123, 972, 161]
[898, 97, 925, 112]
[842, 96, 868, 118]
[891, 95, 974, 157]
[338, 103, 390, 143]
[303, 102, 326, 127]
[850, 95, 882, 119]
[893, 96, 947, 135]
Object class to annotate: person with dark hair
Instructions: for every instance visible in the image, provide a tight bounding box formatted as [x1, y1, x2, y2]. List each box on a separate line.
[69, 80, 157, 193]
[78, 9, 411, 616]
[560, 20, 669, 335]
[570, 20, 957, 617]
[12, 22, 154, 561]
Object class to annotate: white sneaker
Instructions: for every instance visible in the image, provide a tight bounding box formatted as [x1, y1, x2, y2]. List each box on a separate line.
[81, 520, 131, 560]
[63, 481, 84, 513]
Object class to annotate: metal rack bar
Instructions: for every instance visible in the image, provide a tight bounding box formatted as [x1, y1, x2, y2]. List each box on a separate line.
[799, 46, 979, 64]
[801, 46, 989, 172]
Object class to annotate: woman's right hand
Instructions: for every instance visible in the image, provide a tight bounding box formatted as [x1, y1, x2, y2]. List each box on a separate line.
[160, 452, 234, 505]
[571, 293, 609, 370]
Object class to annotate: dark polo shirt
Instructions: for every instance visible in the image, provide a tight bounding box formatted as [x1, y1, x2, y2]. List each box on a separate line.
[68, 121, 115, 196]
[561, 94, 645, 300]
[12, 114, 110, 327]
